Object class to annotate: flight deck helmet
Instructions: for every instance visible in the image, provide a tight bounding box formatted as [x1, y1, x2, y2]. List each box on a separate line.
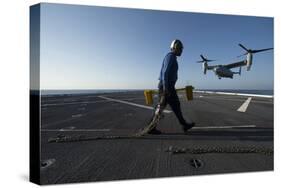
[170, 39, 183, 56]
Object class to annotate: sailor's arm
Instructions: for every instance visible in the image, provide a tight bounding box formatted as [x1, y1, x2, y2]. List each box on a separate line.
[162, 55, 175, 94]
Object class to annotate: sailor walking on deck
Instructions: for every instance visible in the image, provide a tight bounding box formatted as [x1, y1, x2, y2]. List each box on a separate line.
[147, 39, 195, 134]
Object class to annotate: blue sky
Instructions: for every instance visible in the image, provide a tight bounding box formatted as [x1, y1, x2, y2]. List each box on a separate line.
[39, 3, 273, 90]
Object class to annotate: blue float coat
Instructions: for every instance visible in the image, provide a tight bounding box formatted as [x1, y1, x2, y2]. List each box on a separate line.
[158, 52, 178, 90]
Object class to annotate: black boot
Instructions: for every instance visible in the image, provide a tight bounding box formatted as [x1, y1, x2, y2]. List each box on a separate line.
[182, 122, 195, 134]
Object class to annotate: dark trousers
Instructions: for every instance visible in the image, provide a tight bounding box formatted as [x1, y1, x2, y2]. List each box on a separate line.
[156, 84, 188, 127]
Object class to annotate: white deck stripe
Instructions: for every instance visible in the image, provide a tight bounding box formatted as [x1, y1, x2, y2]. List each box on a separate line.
[194, 95, 272, 104]
[237, 97, 252, 112]
[98, 96, 172, 113]
[194, 90, 273, 98]
[41, 100, 109, 107]
[193, 125, 256, 129]
[42, 97, 148, 107]
[41, 129, 111, 132]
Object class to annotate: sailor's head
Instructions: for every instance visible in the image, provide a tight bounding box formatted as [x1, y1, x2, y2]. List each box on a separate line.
[170, 39, 183, 56]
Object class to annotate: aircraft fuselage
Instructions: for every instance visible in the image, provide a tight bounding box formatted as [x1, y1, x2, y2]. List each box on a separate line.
[214, 66, 233, 79]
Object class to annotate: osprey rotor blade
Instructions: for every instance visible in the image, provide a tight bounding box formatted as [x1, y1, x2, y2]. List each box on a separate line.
[239, 43, 249, 52]
[251, 48, 273, 53]
[198, 54, 216, 63]
[200, 55, 206, 61]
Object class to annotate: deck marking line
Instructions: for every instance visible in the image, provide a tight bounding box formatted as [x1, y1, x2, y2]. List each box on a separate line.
[98, 96, 172, 113]
[41, 129, 111, 132]
[41, 100, 108, 107]
[193, 125, 256, 129]
[71, 114, 83, 118]
[237, 97, 252, 112]
[194, 90, 273, 98]
[42, 97, 151, 107]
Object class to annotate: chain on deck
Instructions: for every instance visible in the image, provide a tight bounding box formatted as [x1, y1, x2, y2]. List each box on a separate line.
[48, 134, 273, 156]
[165, 146, 273, 155]
[48, 109, 162, 142]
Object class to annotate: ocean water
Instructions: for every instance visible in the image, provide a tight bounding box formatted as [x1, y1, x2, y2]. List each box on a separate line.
[41, 89, 273, 96]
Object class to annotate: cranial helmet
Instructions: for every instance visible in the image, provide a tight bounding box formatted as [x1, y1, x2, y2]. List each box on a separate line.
[170, 39, 183, 51]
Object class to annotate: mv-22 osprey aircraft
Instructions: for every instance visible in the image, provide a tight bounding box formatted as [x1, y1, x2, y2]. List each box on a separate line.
[197, 44, 273, 79]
